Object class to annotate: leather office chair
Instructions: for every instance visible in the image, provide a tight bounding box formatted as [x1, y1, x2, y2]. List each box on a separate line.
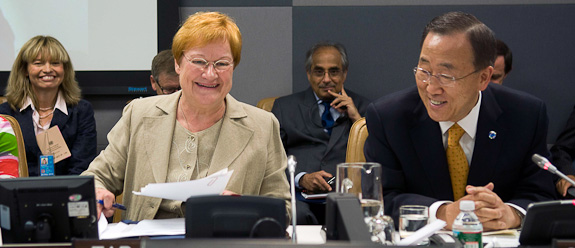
[0, 114, 29, 177]
[256, 97, 278, 112]
[113, 193, 124, 223]
[345, 117, 368, 163]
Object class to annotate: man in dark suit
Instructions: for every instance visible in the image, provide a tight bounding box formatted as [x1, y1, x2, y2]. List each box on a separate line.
[365, 12, 556, 231]
[272, 42, 370, 224]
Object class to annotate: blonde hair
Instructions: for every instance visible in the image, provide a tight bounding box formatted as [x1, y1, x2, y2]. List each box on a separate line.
[172, 12, 242, 68]
[5, 35, 81, 110]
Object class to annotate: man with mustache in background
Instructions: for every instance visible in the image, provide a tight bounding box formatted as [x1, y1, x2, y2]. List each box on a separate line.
[272, 41, 370, 225]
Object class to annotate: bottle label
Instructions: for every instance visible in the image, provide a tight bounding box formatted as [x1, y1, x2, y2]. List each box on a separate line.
[453, 231, 482, 248]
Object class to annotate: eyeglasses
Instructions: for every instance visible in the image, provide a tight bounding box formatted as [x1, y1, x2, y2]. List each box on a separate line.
[311, 68, 343, 79]
[156, 81, 181, 94]
[183, 54, 233, 73]
[413, 67, 480, 87]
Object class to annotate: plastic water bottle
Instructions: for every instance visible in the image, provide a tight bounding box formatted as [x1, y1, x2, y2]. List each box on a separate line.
[452, 200, 483, 248]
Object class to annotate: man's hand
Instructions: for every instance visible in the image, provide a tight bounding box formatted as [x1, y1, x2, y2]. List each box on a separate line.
[437, 196, 474, 230]
[222, 190, 240, 196]
[328, 88, 361, 122]
[467, 183, 521, 231]
[96, 187, 116, 220]
[556, 175, 575, 197]
[437, 183, 521, 231]
[300, 170, 333, 193]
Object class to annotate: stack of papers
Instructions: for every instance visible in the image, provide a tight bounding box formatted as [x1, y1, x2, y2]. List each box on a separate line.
[133, 169, 233, 201]
[100, 218, 185, 239]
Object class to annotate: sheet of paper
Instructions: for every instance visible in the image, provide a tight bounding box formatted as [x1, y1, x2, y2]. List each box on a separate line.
[398, 220, 447, 246]
[301, 192, 327, 199]
[36, 126, 71, 163]
[99, 218, 185, 240]
[98, 212, 108, 237]
[286, 225, 325, 244]
[133, 168, 233, 201]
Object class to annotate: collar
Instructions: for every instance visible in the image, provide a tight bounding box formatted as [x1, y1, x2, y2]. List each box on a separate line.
[439, 91, 482, 139]
[313, 92, 324, 104]
[20, 91, 69, 115]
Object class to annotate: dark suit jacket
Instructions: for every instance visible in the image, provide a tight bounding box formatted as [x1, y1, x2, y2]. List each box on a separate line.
[0, 100, 97, 176]
[550, 105, 575, 176]
[272, 87, 370, 177]
[365, 84, 556, 222]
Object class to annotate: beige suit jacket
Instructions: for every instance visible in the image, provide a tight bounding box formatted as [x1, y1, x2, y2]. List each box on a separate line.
[82, 92, 290, 221]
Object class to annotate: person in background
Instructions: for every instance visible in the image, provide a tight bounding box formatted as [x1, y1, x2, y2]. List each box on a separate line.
[0, 35, 97, 176]
[550, 105, 575, 197]
[490, 39, 512, 84]
[272, 41, 370, 224]
[364, 12, 555, 231]
[82, 11, 291, 221]
[150, 49, 180, 95]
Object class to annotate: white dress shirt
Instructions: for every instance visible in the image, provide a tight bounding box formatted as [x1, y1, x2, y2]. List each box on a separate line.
[20, 92, 68, 135]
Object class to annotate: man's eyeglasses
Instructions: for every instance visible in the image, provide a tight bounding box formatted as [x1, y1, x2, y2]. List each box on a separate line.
[413, 67, 480, 87]
[156, 81, 181, 94]
[311, 68, 343, 79]
[183, 54, 234, 73]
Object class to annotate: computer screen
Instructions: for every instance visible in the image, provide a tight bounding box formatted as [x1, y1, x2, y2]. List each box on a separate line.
[519, 199, 575, 245]
[185, 195, 287, 238]
[0, 175, 99, 243]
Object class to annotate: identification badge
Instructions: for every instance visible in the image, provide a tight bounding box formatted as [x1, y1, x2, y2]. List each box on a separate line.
[39, 155, 54, 176]
[36, 126, 71, 163]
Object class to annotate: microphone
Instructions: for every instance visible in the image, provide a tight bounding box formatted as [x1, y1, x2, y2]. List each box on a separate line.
[532, 154, 575, 195]
[287, 155, 298, 244]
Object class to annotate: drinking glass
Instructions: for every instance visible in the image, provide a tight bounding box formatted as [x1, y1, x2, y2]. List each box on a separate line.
[337, 162, 396, 244]
[399, 205, 429, 240]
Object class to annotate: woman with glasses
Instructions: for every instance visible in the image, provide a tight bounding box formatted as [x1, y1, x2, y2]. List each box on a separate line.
[0, 35, 97, 176]
[83, 11, 291, 221]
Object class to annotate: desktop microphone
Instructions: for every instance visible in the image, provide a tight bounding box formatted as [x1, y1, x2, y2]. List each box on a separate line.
[532, 154, 575, 197]
[287, 155, 298, 244]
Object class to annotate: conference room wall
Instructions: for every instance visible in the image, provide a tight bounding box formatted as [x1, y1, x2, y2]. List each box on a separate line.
[90, 1, 575, 153]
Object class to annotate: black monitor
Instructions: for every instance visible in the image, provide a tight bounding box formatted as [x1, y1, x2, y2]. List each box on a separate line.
[0, 176, 99, 243]
[519, 200, 575, 245]
[324, 193, 371, 243]
[185, 195, 287, 238]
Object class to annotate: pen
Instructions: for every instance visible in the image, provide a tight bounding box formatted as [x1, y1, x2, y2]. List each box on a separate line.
[97, 199, 127, 211]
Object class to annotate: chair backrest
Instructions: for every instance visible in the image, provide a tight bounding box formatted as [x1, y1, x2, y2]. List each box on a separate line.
[113, 193, 124, 223]
[256, 97, 278, 112]
[0, 114, 29, 177]
[345, 117, 368, 163]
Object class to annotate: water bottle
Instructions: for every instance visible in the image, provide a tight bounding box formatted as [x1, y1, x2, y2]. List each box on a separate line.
[452, 200, 483, 248]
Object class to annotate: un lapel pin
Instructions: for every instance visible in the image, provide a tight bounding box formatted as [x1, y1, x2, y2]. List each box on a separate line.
[488, 131, 497, 140]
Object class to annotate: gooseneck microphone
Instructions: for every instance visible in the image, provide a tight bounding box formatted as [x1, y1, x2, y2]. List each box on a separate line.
[287, 155, 298, 244]
[532, 153, 575, 188]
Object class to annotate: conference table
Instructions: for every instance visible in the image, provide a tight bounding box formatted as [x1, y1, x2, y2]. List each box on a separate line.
[0, 219, 534, 248]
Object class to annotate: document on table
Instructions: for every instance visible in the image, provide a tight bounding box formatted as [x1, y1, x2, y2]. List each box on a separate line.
[133, 168, 233, 201]
[301, 192, 327, 199]
[99, 218, 185, 240]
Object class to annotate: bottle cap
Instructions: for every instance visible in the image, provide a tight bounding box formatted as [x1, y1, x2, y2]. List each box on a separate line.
[459, 200, 475, 211]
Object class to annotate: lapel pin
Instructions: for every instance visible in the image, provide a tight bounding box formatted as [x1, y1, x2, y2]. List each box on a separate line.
[488, 131, 497, 140]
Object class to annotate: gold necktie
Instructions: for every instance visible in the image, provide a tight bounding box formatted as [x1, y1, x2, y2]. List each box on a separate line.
[447, 123, 469, 200]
